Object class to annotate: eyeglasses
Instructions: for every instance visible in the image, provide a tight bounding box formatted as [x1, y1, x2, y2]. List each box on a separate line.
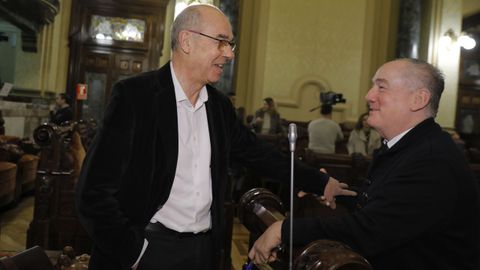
[186, 29, 236, 52]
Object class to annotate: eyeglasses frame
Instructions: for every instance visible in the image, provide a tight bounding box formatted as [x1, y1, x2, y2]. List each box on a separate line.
[186, 29, 236, 52]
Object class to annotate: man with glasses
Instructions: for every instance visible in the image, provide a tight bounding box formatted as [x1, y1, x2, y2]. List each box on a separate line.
[76, 4, 355, 270]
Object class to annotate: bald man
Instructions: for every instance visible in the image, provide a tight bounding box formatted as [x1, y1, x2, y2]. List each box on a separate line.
[249, 58, 480, 270]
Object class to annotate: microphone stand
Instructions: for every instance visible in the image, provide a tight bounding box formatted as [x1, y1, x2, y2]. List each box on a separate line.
[287, 123, 297, 270]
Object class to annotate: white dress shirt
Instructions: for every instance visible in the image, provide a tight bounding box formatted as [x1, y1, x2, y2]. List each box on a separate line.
[132, 63, 212, 268]
[151, 63, 212, 233]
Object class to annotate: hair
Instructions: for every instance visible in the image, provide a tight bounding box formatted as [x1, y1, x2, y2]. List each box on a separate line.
[401, 58, 445, 117]
[264, 97, 274, 106]
[355, 112, 369, 130]
[59, 93, 72, 105]
[170, 4, 222, 50]
[263, 97, 277, 113]
[320, 104, 332, 115]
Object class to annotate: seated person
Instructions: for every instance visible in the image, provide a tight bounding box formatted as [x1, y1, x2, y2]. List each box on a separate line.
[308, 104, 344, 154]
[251, 97, 283, 134]
[50, 93, 73, 125]
[347, 112, 381, 156]
[249, 58, 480, 270]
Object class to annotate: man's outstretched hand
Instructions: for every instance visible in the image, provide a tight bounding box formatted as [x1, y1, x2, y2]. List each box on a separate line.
[322, 176, 357, 209]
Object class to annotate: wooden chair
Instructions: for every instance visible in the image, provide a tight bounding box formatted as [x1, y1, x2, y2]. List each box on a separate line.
[302, 149, 370, 187]
[239, 188, 372, 270]
[302, 150, 355, 183]
[27, 122, 95, 254]
[0, 246, 54, 270]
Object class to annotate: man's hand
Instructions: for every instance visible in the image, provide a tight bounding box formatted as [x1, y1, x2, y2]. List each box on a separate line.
[248, 221, 283, 265]
[322, 177, 357, 209]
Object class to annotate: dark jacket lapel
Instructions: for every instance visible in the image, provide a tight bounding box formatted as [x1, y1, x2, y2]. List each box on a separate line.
[149, 63, 180, 209]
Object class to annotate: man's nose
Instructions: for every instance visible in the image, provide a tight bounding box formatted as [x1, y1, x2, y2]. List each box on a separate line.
[365, 87, 375, 102]
[223, 46, 235, 59]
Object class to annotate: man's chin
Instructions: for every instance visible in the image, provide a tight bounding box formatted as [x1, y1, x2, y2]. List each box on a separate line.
[366, 118, 379, 129]
[207, 73, 223, 83]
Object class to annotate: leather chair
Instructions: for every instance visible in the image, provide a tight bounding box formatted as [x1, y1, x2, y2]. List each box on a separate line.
[0, 136, 21, 146]
[0, 246, 54, 270]
[0, 162, 17, 208]
[16, 154, 40, 195]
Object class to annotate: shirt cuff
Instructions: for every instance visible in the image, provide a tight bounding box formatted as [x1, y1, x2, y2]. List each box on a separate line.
[131, 238, 149, 269]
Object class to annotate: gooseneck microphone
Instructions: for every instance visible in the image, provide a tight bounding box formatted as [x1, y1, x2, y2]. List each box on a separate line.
[288, 123, 297, 152]
[287, 123, 297, 270]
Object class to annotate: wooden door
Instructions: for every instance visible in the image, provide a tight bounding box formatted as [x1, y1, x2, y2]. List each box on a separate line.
[66, 0, 168, 122]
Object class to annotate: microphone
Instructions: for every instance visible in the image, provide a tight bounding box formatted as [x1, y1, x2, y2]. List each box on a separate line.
[287, 123, 297, 270]
[288, 123, 297, 152]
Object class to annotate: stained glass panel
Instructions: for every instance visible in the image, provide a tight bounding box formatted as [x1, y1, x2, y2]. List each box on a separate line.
[90, 15, 145, 43]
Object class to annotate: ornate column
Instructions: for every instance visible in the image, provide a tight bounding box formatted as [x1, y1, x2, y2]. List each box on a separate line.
[214, 0, 239, 94]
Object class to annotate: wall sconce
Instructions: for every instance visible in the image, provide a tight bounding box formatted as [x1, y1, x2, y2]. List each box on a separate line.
[439, 28, 476, 50]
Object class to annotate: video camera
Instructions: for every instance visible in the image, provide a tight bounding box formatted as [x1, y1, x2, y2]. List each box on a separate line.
[309, 91, 347, 112]
[320, 91, 346, 106]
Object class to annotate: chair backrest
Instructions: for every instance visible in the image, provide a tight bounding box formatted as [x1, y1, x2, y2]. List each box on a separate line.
[302, 149, 371, 187]
[0, 246, 54, 270]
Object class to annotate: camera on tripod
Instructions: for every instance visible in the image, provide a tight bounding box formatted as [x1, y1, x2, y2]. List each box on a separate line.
[320, 91, 346, 106]
[309, 91, 347, 112]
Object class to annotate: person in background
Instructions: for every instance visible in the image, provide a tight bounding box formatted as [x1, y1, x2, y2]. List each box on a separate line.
[251, 97, 283, 134]
[249, 58, 480, 270]
[76, 4, 355, 270]
[50, 93, 73, 125]
[308, 104, 344, 154]
[347, 112, 381, 156]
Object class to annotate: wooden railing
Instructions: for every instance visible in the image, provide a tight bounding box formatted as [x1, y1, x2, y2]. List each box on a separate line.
[239, 188, 372, 270]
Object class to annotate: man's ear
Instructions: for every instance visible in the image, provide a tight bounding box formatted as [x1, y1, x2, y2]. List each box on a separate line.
[411, 88, 430, 112]
[178, 30, 191, 54]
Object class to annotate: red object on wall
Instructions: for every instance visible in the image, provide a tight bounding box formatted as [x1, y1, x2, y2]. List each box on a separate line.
[76, 84, 87, 100]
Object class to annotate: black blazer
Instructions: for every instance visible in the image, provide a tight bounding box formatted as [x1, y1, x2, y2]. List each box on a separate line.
[283, 118, 480, 270]
[76, 63, 328, 269]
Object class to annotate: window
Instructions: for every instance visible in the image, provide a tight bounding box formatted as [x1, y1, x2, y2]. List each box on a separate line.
[90, 15, 146, 43]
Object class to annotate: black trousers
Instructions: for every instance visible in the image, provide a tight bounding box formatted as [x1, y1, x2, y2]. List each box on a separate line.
[137, 223, 213, 270]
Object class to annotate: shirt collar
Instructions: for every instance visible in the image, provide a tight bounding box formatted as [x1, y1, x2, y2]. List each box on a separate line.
[384, 127, 413, 149]
[170, 62, 208, 106]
